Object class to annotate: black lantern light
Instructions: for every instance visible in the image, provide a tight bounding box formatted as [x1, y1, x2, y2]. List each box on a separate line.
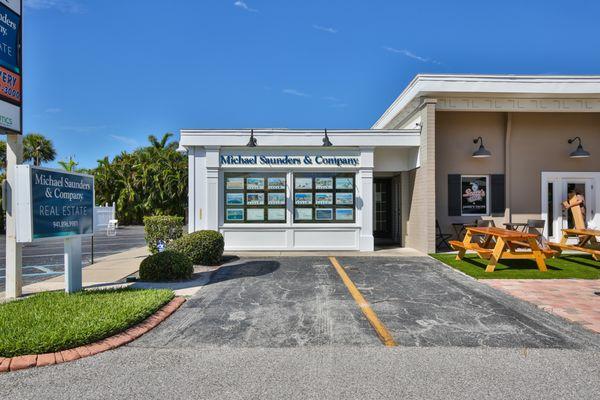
[472, 136, 491, 158]
[322, 129, 333, 147]
[246, 129, 257, 147]
[568, 137, 590, 158]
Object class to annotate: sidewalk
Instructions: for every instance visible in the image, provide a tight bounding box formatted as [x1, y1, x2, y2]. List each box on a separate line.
[19, 246, 149, 296]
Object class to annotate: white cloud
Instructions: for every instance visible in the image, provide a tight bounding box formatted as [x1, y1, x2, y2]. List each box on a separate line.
[283, 89, 310, 98]
[25, 0, 83, 13]
[110, 134, 138, 148]
[313, 25, 338, 34]
[382, 46, 441, 64]
[45, 107, 62, 113]
[234, 1, 258, 12]
[322, 96, 340, 102]
[60, 125, 107, 133]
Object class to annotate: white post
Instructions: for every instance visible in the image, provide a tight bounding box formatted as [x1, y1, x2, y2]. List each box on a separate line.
[64, 236, 82, 293]
[5, 133, 23, 299]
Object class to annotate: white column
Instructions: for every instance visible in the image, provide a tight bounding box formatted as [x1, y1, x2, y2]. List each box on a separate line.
[5, 133, 23, 299]
[187, 146, 196, 232]
[64, 236, 82, 293]
[359, 147, 375, 251]
[204, 148, 220, 231]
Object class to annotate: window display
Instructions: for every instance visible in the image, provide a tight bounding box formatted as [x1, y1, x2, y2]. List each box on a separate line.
[294, 173, 355, 223]
[224, 173, 287, 223]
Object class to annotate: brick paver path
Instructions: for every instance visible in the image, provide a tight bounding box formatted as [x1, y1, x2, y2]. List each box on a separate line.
[483, 280, 600, 333]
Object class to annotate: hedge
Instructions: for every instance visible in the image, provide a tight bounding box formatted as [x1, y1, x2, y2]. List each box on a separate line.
[139, 251, 193, 282]
[143, 215, 184, 254]
[169, 230, 224, 265]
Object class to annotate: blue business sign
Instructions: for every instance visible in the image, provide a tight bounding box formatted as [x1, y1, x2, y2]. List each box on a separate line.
[31, 168, 94, 239]
[0, 3, 19, 74]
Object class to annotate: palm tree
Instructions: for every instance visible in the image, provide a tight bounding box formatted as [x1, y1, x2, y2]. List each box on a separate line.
[58, 157, 78, 172]
[23, 133, 56, 166]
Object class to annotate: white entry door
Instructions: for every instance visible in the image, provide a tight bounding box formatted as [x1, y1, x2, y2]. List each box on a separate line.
[542, 172, 598, 243]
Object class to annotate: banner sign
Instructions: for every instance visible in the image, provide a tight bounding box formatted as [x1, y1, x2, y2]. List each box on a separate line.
[0, 0, 20, 15]
[0, 3, 20, 74]
[15, 166, 95, 242]
[0, 65, 19, 103]
[0, 98, 19, 131]
[220, 151, 361, 168]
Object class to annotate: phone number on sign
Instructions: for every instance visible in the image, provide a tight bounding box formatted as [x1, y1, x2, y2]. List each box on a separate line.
[52, 221, 79, 229]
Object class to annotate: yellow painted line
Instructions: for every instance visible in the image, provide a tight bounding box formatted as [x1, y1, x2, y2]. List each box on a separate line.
[328, 257, 397, 347]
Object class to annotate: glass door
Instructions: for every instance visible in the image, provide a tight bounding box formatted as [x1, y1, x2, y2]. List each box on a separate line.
[562, 179, 594, 231]
[374, 178, 392, 238]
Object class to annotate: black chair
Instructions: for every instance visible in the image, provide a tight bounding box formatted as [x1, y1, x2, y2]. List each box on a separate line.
[436, 220, 452, 250]
[527, 219, 547, 248]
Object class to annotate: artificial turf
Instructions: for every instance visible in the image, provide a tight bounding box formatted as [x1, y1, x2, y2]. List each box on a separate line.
[431, 253, 600, 280]
[0, 288, 174, 358]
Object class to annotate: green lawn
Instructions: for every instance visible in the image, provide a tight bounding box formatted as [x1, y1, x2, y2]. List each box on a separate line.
[0, 288, 174, 358]
[431, 253, 600, 280]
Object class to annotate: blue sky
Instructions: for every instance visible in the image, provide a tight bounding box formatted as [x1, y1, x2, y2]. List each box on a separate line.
[22, 0, 600, 168]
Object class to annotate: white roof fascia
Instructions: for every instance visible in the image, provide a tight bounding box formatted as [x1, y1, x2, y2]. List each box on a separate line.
[372, 74, 600, 129]
[179, 129, 420, 148]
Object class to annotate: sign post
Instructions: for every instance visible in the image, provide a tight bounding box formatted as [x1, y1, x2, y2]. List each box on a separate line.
[2, 0, 22, 299]
[15, 166, 95, 294]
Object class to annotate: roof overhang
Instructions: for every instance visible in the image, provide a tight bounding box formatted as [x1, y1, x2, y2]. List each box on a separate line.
[180, 129, 420, 148]
[372, 74, 600, 129]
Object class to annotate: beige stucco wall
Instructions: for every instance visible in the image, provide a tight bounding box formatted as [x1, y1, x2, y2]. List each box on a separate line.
[435, 110, 600, 238]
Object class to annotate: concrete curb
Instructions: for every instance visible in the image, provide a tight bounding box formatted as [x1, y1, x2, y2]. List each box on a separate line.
[0, 296, 186, 373]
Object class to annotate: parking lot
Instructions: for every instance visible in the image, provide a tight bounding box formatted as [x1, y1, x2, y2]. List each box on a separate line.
[0, 226, 146, 292]
[135, 256, 600, 350]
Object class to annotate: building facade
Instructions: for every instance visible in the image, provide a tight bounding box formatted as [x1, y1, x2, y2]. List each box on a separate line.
[181, 74, 600, 253]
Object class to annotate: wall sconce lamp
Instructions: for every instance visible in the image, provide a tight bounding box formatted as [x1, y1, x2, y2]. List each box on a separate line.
[246, 129, 257, 147]
[568, 137, 590, 158]
[472, 136, 491, 158]
[322, 129, 333, 147]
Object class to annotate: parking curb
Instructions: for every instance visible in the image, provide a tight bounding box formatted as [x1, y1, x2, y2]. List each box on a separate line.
[0, 296, 186, 373]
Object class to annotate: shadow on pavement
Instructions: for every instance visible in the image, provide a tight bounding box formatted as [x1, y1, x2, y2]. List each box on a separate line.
[208, 260, 280, 285]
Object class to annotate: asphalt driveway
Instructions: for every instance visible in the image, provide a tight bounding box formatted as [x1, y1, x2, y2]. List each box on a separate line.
[134, 256, 600, 350]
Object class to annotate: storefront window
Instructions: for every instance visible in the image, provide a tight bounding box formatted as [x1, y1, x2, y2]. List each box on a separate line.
[224, 173, 287, 223]
[293, 173, 355, 223]
[461, 175, 489, 216]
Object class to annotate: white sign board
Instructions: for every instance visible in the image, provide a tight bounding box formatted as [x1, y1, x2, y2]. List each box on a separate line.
[219, 149, 361, 169]
[0, 0, 20, 15]
[0, 100, 20, 132]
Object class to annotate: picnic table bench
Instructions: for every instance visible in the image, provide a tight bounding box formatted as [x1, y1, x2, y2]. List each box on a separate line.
[450, 227, 556, 273]
[548, 228, 600, 261]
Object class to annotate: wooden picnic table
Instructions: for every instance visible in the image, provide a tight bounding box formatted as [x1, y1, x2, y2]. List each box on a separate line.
[449, 227, 555, 273]
[548, 228, 600, 261]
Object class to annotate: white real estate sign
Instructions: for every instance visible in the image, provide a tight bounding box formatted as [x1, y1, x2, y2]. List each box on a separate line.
[0, 100, 20, 131]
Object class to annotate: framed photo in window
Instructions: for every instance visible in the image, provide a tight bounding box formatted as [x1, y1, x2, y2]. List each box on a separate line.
[226, 177, 244, 190]
[294, 193, 312, 205]
[246, 177, 265, 190]
[247, 208, 265, 221]
[461, 176, 489, 216]
[295, 177, 313, 190]
[315, 208, 333, 221]
[335, 177, 354, 190]
[335, 208, 354, 221]
[335, 193, 353, 205]
[315, 193, 333, 205]
[315, 177, 333, 190]
[226, 193, 244, 206]
[246, 193, 265, 205]
[226, 209, 244, 221]
[268, 177, 286, 190]
[295, 208, 313, 220]
[268, 193, 286, 205]
[268, 208, 286, 221]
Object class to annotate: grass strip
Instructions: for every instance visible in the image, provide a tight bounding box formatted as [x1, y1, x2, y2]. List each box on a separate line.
[0, 288, 174, 358]
[431, 253, 600, 279]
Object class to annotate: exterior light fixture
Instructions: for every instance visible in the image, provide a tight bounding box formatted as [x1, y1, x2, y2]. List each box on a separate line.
[472, 136, 491, 158]
[568, 136, 590, 158]
[322, 129, 333, 147]
[246, 129, 257, 147]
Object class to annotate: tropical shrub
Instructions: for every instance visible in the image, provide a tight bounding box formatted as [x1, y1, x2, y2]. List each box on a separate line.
[169, 230, 224, 265]
[93, 133, 188, 225]
[139, 251, 193, 282]
[144, 215, 185, 254]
